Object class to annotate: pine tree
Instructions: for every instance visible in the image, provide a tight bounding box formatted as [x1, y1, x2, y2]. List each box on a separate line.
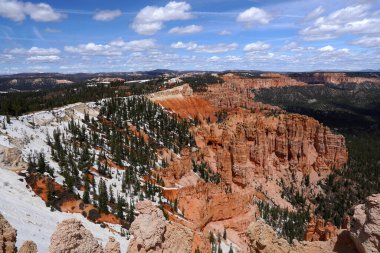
[223, 228, 227, 240]
[116, 194, 125, 219]
[98, 178, 109, 213]
[83, 177, 90, 204]
[109, 184, 115, 204]
[229, 244, 233, 253]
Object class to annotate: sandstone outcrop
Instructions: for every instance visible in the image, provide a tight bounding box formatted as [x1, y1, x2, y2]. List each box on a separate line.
[351, 194, 380, 253]
[48, 219, 103, 253]
[294, 72, 380, 85]
[223, 73, 306, 89]
[0, 213, 17, 253]
[150, 83, 348, 251]
[18, 241, 37, 253]
[0, 145, 26, 172]
[304, 216, 337, 242]
[104, 237, 120, 253]
[127, 200, 193, 253]
[247, 219, 358, 253]
[193, 112, 347, 184]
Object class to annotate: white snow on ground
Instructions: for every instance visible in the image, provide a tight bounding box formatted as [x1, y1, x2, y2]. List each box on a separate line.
[220, 239, 239, 253]
[0, 134, 13, 148]
[0, 168, 130, 252]
[0, 103, 132, 252]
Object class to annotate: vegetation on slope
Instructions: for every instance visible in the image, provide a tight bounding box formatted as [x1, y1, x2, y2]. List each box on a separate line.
[253, 83, 380, 227]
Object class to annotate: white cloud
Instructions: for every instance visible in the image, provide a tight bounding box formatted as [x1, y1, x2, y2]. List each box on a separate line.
[0, 0, 64, 22]
[26, 55, 60, 62]
[208, 56, 220, 61]
[168, 25, 202, 34]
[318, 45, 335, 52]
[24, 2, 64, 22]
[352, 36, 380, 47]
[236, 7, 272, 27]
[218, 30, 231, 35]
[132, 1, 193, 35]
[0, 0, 25, 21]
[93, 9, 122, 21]
[171, 41, 238, 53]
[8, 46, 60, 55]
[64, 39, 157, 56]
[300, 4, 380, 40]
[304, 6, 325, 21]
[244, 41, 271, 52]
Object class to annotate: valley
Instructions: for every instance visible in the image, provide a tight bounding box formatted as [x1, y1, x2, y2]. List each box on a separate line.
[0, 71, 379, 253]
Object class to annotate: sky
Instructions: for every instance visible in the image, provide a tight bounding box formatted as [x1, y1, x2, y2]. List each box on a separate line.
[0, 0, 379, 73]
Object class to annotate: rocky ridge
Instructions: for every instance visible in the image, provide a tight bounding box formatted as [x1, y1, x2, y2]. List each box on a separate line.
[0, 213, 17, 253]
[247, 219, 358, 253]
[351, 194, 380, 253]
[147, 83, 348, 251]
[127, 200, 193, 253]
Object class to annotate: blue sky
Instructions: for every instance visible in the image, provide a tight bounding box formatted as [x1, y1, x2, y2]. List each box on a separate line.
[0, 0, 379, 73]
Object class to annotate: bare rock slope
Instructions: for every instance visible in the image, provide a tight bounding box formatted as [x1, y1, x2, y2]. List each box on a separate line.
[0, 213, 17, 253]
[351, 194, 380, 253]
[48, 219, 103, 253]
[127, 200, 193, 253]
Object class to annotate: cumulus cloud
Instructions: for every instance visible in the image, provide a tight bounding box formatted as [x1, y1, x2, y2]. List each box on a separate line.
[304, 6, 325, 21]
[300, 4, 380, 40]
[93, 9, 122, 21]
[168, 25, 202, 34]
[5, 46, 61, 63]
[132, 1, 193, 35]
[8, 46, 60, 55]
[0, 0, 64, 22]
[26, 55, 60, 62]
[243, 41, 271, 52]
[318, 45, 335, 52]
[64, 39, 157, 56]
[236, 7, 272, 27]
[171, 41, 238, 53]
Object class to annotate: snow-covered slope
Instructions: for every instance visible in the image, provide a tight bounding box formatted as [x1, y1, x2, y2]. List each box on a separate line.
[0, 103, 130, 252]
[0, 168, 129, 252]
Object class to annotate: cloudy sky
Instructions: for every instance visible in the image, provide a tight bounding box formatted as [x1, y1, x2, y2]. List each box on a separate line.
[0, 0, 379, 73]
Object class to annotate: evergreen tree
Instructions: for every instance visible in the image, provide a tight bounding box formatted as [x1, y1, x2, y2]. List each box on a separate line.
[83, 177, 90, 204]
[98, 178, 109, 213]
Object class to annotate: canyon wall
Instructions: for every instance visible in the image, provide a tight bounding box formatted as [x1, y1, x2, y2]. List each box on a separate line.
[293, 72, 380, 85]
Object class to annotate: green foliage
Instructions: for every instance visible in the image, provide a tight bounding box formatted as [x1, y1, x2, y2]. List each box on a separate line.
[0, 84, 125, 116]
[314, 132, 380, 226]
[181, 74, 224, 92]
[98, 178, 109, 213]
[257, 200, 309, 243]
[27, 152, 53, 176]
[192, 160, 221, 184]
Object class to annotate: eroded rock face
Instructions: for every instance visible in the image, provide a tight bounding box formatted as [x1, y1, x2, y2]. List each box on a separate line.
[247, 220, 358, 253]
[47, 219, 103, 253]
[0, 213, 17, 253]
[18, 241, 38, 253]
[194, 113, 347, 184]
[127, 200, 193, 253]
[351, 194, 380, 253]
[0, 145, 26, 172]
[294, 72, 380, 85]
[304, 217, 337, 242]
[104, 237, 120, 253]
